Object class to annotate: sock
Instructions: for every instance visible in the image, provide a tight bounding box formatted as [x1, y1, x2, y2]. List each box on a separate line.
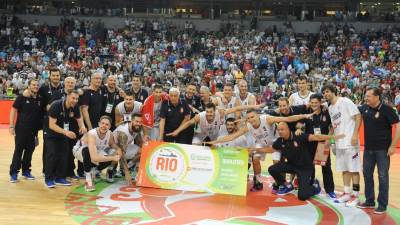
[344, 186, 351, 195]
[85, 172, 93, 186]
[352, 184, 360, 197]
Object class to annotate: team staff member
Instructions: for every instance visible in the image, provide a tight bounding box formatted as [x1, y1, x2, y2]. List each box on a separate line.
[39, 68, 62, 175]
[270, 97, 307, 132]
[357, 87, 400, 214]
[265, 122, 344, 200]
[101, 75, 124, 130]
[180, 83, 201, 144]
[207, 109, 313, 192]
[81, 72, 104, 130]
[300, 94, 336, 199]
[46, 90, 87, 188]
[159, 88, 190, 143]
[9, 79, 43, 182]
[128, 75, 148, 103]
[48, 77, 82, 179]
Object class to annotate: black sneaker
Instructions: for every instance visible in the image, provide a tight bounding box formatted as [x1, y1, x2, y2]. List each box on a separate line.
[357, 202, 375, 209]
[250, 180, 263, 192]
[374, 206, 386, 214]
[106, 169, 114, 183]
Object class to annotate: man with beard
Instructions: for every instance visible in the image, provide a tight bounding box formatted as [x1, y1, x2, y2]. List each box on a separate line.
[206, 109, 313, 192]
[46, 90, 87, 188]
[9, 79, 43, 182]
[39, 68, 62, 176]
[180, 83, 201, 144]
[101, 75, 124, 130]
[128, 75, 148, 103]
[166, 103, 260, 144]
[216, 117, 248, 147]
[48, 76, 82, 180]
[108, 113, 145, 183]
[269, 97, 307, 132]
[81, 72, 104, 130]
[72, 116, 122, 192]
[322, 84, 362, 207]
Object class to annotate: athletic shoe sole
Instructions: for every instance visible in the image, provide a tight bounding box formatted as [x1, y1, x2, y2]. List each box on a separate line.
[277, 190, 293, 196]
[45, 184, 56, 188]
[373, 210, 386, 215]
[357, 205, 375, 209]
[23, 176, 35, 180]
[55, 183, 72, 186]
[10, 179, 18, 183]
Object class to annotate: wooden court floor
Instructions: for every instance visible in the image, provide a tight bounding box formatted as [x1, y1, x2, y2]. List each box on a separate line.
[0, 126, 399, 225]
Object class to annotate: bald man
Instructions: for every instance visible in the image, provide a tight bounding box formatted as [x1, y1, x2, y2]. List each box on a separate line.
[257, 122, 344, 200]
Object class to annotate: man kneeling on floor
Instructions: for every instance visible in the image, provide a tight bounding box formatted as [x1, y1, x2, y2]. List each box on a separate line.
[109, 113, 145, 183]
[73, 116, 123, 191]
[255, 122, 344, 200]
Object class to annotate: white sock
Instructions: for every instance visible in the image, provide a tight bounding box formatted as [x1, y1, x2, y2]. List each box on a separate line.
[343, 186, 351, 195]
[85, 172, 93, 186]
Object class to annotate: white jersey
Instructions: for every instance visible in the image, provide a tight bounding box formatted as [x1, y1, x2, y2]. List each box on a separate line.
[217, 96, 237, 119]
[237, 92, 255, 117]
[198, 110, 223, 140]
[246, 114, 277, 147]
[116, 100, 142, 122]
[328, 97, 360, 149]
[79, 128, 112, 153]
[217, 128, 248, 148]
[290, 91, 314, 106]
[113, 123, 138, 146]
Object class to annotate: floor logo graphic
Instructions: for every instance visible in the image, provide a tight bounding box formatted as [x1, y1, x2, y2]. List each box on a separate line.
[65, 177, 400, 225]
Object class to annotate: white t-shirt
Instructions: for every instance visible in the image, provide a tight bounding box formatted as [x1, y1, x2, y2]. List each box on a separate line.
[290, 91, 314, 106]
[328, 97, 360, 149]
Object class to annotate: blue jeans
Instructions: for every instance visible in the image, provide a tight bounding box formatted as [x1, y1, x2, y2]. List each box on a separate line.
[363, 150, 390, 209]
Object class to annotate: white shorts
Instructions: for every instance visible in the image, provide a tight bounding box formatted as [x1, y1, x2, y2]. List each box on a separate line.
[125, 144, 140, 160]
[335, 147, 361, 172]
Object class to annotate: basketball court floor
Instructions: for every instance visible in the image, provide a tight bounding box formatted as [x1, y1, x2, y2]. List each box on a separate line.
[1, 125, 399, 225]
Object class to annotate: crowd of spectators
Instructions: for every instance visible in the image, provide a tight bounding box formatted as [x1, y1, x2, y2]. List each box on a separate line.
[1, 15, 400, 111]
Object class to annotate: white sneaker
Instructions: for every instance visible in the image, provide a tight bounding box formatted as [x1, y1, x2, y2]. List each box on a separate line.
[334, 194, 351, 203]
[345, 196, 360, 207]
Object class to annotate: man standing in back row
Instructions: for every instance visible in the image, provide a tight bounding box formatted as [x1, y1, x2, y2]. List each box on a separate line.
[357, 87, 400, 214]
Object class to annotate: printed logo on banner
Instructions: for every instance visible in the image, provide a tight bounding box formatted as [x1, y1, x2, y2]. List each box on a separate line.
[148, 145, 186, 185]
